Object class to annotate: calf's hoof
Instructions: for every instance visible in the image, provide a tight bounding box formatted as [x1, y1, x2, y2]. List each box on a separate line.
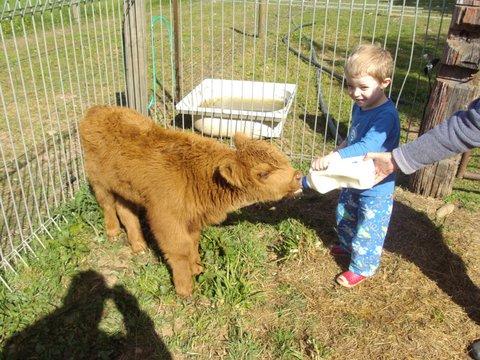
[175, 286, 193, 298]
[108, 231, 126, 243]
[173, 277, 193, 298]
[130, 241, 148, 254]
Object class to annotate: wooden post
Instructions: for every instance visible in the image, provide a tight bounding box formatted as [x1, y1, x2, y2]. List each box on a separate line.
[172, 0, 182, 102]
[409, 0, 480, 198]
[456, 150, 472, 178]
[257, 1, 266, 39]
[463, 172, 480, 180]
[123, 0, 148, 115]
[71, 1, 80, 23]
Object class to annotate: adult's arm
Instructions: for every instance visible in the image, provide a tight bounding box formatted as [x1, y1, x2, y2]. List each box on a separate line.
[393, 98, 480, 175]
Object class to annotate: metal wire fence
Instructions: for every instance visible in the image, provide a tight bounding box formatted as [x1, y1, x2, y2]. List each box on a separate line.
[0, 0, 453, 289]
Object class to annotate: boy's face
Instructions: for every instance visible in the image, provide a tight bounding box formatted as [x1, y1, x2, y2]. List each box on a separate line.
[346, 75, 391, 110]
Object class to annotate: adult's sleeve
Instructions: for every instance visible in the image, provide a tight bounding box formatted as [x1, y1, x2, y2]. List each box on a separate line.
[393, 98, 480, 175]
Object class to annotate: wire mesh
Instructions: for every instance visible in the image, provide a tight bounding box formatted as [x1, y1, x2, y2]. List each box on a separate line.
[148, 0, 451, 157]
[0, 0, 125, 287]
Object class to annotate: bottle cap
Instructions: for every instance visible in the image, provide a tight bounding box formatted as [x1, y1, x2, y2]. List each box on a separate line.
[301, 176, 310, 189]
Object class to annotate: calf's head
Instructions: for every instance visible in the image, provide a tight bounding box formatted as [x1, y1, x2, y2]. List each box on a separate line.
[218, 133, 302, 201]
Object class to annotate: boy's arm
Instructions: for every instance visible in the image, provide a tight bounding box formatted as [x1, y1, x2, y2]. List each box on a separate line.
[338, 113, 396, 158]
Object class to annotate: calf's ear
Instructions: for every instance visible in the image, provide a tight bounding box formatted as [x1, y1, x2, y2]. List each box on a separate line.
[218, 162, 244, 188]
[233, 132, 250, 149]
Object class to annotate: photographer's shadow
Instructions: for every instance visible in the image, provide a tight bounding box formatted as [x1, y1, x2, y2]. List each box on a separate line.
[226, 190, 480, 325]
[2, 270, 172, 360]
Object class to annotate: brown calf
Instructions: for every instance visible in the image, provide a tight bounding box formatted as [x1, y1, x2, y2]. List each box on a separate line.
[79, 105, 301, 296]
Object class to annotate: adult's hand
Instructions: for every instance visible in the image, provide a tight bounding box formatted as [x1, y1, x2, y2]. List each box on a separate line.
[364, 152, 398, 183]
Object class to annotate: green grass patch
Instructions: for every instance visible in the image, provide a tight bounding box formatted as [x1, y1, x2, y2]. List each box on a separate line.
[445, 149, 480, 211]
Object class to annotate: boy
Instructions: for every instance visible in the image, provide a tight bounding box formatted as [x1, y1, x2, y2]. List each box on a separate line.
[312, 44, 400, 288]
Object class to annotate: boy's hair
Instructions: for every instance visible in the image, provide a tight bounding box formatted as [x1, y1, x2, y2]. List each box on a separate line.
[345, 44, 393, 83]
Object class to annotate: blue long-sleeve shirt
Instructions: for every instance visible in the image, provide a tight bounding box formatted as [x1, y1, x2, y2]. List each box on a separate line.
[338, 99, 400, 196]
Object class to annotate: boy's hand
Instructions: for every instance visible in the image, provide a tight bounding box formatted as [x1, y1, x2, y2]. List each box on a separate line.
[364, 152, 398, 183]
[311, 152, 341, 170]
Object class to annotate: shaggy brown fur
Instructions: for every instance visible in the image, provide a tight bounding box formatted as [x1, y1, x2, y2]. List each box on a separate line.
[79, 106, 302, 296]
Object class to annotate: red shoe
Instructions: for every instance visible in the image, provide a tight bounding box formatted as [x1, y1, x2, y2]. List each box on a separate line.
[336, 271, 366, 288]
[330, 244, 350, 256]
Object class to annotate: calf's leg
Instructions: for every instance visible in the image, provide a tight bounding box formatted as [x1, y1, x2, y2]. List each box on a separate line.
[115, 197, 147, 253]
[91, 183, 120, 239]
[189, 230, 203, 276]
[148, 212, 194, 297]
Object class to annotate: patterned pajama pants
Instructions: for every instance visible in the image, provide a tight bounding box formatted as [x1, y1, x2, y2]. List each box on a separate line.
[336, 189, 394, 277]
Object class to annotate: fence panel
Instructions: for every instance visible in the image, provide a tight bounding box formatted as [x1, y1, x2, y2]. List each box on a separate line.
[0, 0, 125, 288]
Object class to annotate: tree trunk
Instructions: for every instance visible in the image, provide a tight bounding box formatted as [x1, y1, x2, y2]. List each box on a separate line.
[123, 0, 147, 115]
[409, 0, 480, 198]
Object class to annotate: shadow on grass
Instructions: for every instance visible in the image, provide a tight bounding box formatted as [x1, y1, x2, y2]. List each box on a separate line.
[225, 190, 480, 326]
[231, 26, 257, 38]
[173, 113, 194, 130]
[1, 270, 172, 360]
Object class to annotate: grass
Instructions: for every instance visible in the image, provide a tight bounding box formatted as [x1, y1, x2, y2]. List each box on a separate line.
[1, 184, 480, 359]
[444, 148, 480, 211]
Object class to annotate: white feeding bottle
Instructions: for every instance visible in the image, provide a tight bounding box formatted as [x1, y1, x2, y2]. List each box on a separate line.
[302, 156, 376, 194]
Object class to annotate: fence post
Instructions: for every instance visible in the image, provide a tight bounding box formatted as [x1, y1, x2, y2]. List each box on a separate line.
[71, 1, 80, 23]
[257, 1, 266, 39]
[123, 0, 148, 115]
[172, 0, 182, 102]
[409, 0, 480, 198]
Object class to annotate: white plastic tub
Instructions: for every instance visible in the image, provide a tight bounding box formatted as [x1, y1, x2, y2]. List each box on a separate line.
[175, 79, 297, 139]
